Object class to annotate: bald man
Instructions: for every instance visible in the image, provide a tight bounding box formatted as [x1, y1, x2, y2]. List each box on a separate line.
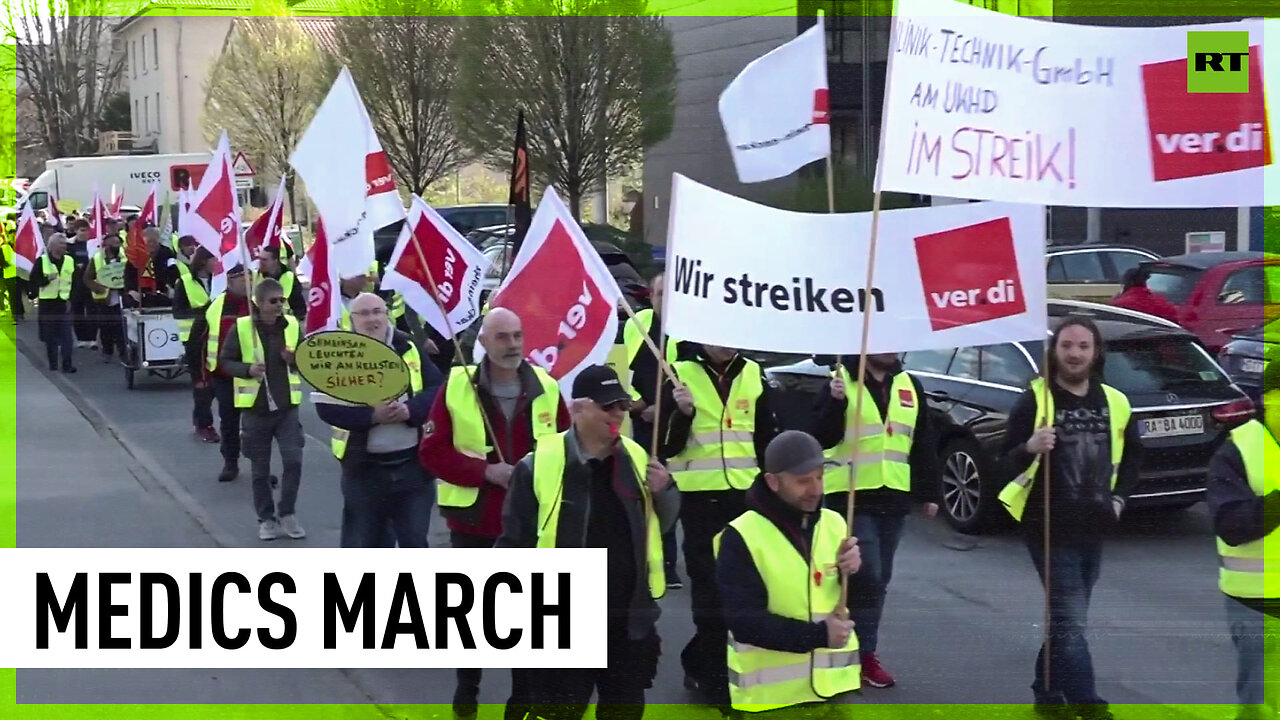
[419, 307, 570, 720]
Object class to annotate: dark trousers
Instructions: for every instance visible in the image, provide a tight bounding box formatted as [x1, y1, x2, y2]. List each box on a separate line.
[42, 310, 74, 370]
[94, 302, 123, 357]
[6, 277, 24, 318]
[452, 531, 531, 720]
[241, 407, 304, 522]
[211, 375, 242, 463]
[70, 289, 96, 342]
[663, 527, 678, 577]
[679, 490, 746, 693]
[192, 380, 215, 428]
[1026, 538, 1105, 706]
[845, 511, 907, 654]
[526, 626, 658, 720]
[339, 458, 434, 548]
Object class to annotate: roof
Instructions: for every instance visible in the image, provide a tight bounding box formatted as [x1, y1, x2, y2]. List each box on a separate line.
[1046, 243, 1160, 256]
[1046, 298, 1191, 342]
[1146, 251, 1272, 270]
[234, 15, 339, 54]
[119, 0, 342, 32]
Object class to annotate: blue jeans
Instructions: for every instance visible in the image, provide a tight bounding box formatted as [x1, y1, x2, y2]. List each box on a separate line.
[849, 512, 907, 654]
[1026, 539, 1104, 705]
[339, 458, 434, 548]
[1225, 596, 1279, 719]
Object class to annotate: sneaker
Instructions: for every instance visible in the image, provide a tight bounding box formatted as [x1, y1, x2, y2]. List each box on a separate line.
[1033, 702, 1076, 720]
[217, 461, 238, 483]
[258, 519, 283, 541]
[270, 474, 280, 489]
[666, 568, 684, 589]
[61, 365, 77, 374]
[452, 685, 478, 720]
[76, 341, 92, 349]
[860, 652, 895, 688]
[279, 515, 306, 539]
[195, 426, 221, 444]
[1076, 705, 1114, 720]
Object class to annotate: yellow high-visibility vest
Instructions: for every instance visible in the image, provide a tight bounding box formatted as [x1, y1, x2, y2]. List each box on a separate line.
[668, 359, 763, 492]
[177, 274, 211, 342]
[204, 294, 249, 372]
[1217, 419, 1280, 600]
[715, 509, 860, 712]
[822, 368, 919, 495]
[436, 365, 560, 510]
[38, 254, 74, 301]
[997, 377, 1131, 522]
[230, 315, 303, 409]
[622, 308, 680, 402]
[531, 431, 665, 600]
[331, 342, 424, 459]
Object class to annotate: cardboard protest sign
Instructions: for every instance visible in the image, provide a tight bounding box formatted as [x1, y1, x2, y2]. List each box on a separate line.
[296, 331, 410, 405]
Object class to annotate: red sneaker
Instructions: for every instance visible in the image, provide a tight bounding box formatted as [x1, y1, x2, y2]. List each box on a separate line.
[861, 652, 895, 688]
[195, 426, 221, 444]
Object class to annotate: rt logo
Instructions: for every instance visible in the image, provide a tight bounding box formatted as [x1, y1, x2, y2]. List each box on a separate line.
[1187, 31, 1250, 93]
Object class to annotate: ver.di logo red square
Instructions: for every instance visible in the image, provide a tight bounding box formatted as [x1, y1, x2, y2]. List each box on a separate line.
[915, 218, 1026, 332]
[1141, 46, 1271, 182]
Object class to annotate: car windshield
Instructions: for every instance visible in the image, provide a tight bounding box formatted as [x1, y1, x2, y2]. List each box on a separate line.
[1144, 266, 1203, 304]
[1103, 336, 1230, 393]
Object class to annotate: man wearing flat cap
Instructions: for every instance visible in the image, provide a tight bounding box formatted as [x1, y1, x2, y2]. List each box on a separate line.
[498, 364, 680, 720]
[715, 430, 863, 716]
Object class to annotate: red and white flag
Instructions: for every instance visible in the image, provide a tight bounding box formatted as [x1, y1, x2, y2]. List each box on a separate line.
[87, 185, 108, 257]
[109, 184, 125, 217]
[12, 203, 43, 277]
[718, 15, 830, 183]
[303, 218, 343, 335]
[381, 194, 491, 339]
[126, 183, 158, 273]
[243, 176, 287, 270]
[46, 197, 64, 230]
[187, 131, 241, 260]
[480, 187, 623, 393]
[290, 66, 405, 279]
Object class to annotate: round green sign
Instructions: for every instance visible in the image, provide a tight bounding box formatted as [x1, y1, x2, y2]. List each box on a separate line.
[296, 331, 410, 406]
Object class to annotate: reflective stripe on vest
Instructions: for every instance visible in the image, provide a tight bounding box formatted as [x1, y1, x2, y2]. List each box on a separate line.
[622, 308, 680, 402]
[231, 316, 303, 409]
[437, 365, 560, 509]
[822, 368, 919, 495]
[531, 432, 665, 600]
[90, 251, 125, 301]
[668, 360, 763, 492]
[178, 274, 211, 342]
[1217, 420, 1279, 599]
[38, 254, 75, 300]
[331, 343, 425, 459]
[2, 244, 16, 279]
[998, 377, 1131, 522]
[715, 509, 860, 712]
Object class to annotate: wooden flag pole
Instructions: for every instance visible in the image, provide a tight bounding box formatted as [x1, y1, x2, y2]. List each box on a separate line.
[1040, 338, 1053, 696]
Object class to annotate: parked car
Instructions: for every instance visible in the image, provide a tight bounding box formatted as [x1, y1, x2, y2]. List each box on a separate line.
[478, 239, 652, 313]
[1141, 251, 1280, 352]
[436, 204, 510, 236]
[763, 299, 1255, 534]
[1045, 244, 1161, 304]
[1218, 317, 1280, 410]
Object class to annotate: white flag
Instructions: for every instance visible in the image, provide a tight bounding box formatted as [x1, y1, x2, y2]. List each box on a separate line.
[381, 195, 491, 339]
[186, 131, 241, 260]
[718, 17, 831, 184]
[291, 66, 406, 279]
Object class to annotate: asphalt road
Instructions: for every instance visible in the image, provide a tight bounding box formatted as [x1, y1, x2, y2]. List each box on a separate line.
[11, 317, 1243, 718]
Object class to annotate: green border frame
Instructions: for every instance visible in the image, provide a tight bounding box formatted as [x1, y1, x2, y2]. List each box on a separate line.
[3, 0, 1274, 716]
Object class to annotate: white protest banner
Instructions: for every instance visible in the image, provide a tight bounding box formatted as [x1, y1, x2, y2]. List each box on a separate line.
[878, 0, 1275, 207]
[663, 174, 1047, 356]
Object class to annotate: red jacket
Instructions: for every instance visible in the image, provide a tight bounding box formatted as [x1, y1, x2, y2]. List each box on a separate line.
[419, 362, 570, 539]
[1112, 287, 1179, 324]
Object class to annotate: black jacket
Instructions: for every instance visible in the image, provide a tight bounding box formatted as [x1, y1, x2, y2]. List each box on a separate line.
[716, 474, 835, 654]
[812, 361, 942, 513]
[497, 430, 680, 640]
[221, 315, 297, 413]
[1206, 417, 1280, 617]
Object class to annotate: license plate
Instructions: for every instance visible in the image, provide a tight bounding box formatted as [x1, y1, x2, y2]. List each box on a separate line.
[1141, 413, 1205, 438]
[1242, 358, 1265, 375]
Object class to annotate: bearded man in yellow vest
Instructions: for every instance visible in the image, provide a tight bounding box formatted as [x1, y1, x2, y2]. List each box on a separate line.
[998, 317, 1142, 720]
[716, 430, 862, 717]
[418, 306, 570, 720]
[659, 342, 781, 707]
[498, 363, 678, 720]
[811, 352, 941, 690]
[1207, 380, 1279, 720]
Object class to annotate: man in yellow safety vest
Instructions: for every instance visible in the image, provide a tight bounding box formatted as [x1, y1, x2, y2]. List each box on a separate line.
[82, 230, 127, 363]
[715, 430, 862, 716]
[174, 248, 219, 444]
[1207, 378, 1279, 720]
[256, 245, 306, 319]
[498, 363, 678, 720]
[997, 316, 1142, 720]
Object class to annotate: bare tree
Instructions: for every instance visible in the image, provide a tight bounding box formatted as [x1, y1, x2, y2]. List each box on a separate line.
[203, 15, 329, 222]
[453, 0, 676, 218]
[331, 0, 464, 197]
[1, 0, 127, 159]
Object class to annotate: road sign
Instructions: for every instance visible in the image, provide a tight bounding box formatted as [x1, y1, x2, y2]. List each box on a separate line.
[231, 152, 255, 177]
[234, 177, 254, 190]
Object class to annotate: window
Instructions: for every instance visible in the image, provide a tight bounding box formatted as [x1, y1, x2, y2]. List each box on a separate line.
[1106, 251, 1149, 282]
[152, 28, 159, 69]
[141, 34, 147, 75]
[1217, 266, 1268, 306]
[980, 344, 1034, 387]
[1046, 256, 1067, 282]
[1145, 267, 1203, 304]
[143, 95, 149, 133]
[131, 41, 137, 78]
[1058, 252, 1107, 282]
[949, 346, 980, 381]
[155, 93, 161, 133]
[902, 348, 954, 374]
[1104, 337, 1231, 394]
[133, 99, 140, 134]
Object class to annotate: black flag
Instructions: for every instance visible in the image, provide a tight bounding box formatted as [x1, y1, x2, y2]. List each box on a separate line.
[508, 110, 532, 258]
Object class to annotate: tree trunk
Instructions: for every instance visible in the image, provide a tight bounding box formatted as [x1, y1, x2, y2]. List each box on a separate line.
[285, 174, 298, 227]
[569, 192, 581, 220]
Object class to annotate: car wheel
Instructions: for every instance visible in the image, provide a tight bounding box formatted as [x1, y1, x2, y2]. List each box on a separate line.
[940, 437, 1000, 535]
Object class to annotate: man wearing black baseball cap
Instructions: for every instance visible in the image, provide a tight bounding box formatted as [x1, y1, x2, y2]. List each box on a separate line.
[716, 430, 863, 714]
[498, 364, 680, 720]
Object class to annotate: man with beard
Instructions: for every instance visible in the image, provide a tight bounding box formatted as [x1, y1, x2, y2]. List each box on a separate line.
[659, 343, 780, 710]
[998, 316, 1143, 720]
[418, 306, 570, 720]
[811, 352, 941, 689]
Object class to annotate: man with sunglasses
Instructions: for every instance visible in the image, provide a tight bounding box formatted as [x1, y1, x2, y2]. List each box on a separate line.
[220, 278, 306, 542]
[498, 363, 678, 720]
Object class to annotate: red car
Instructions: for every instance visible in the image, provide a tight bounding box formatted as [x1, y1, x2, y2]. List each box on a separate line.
[1141, 252, 1280, 352]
